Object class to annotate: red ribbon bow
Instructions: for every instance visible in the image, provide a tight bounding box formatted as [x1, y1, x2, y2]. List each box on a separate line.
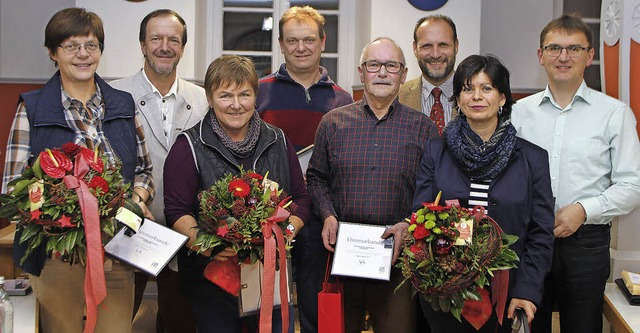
[259, 205, 290, 333]
[461, 206, 510, 329]
[63, 155, 106, 333]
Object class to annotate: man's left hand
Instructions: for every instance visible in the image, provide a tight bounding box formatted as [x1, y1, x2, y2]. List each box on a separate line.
[381, 221, 409, 264]
[554, 203, 585, 238]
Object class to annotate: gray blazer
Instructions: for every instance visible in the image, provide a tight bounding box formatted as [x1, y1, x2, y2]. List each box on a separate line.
[111, 70, 209, 225]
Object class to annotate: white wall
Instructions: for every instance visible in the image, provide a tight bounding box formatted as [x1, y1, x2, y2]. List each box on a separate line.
[0, 0, 197, 82]
[358, 0, 481, 84]
[480, 0, 555, 91]
[77, 0, 197, 80]
[0, 0, 558, 91]
[0, 0, 72, 82]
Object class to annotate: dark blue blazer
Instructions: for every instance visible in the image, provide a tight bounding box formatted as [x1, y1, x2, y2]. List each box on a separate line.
[14, 72, 138, 276]
[413, 138, 555, 306]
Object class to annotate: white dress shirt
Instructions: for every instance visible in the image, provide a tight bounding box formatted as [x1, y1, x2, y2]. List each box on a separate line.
[421, 75, 455, 125]
[142, 70, 178, 146]
[511, 81, 640, 225]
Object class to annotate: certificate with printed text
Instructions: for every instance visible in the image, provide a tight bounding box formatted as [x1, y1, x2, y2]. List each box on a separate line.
[105, 219, 188, 276]
[331, 222, 393, 281]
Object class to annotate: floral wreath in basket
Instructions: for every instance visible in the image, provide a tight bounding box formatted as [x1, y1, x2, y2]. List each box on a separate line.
[193, 168, 296, 333]
[396, 192, 519, 330]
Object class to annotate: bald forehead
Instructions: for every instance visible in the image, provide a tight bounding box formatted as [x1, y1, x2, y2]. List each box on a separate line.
[417, 19, 455, 41]
[362, 39, 406, 64]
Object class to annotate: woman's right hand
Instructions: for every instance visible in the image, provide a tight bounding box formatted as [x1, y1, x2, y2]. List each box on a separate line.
[213, 247, 236, 261]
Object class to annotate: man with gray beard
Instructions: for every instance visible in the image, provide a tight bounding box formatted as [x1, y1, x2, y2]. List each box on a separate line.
[399, 15, 458, 136]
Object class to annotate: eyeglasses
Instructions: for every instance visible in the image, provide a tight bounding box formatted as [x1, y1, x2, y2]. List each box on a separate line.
[361, 61, 404, 74]
[58, 42, 102, 54]
[542, 44, 590, 58]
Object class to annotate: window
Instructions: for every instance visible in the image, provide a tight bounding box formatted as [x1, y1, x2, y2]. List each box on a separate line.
[199, 0, 353, 87]
[563, 0, 602, 91]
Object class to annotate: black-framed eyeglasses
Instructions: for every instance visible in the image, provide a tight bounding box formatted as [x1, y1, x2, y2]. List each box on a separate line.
[361, 61, 404, 74]
[542, 44, 590, 58]
[58, 42, 102, 54]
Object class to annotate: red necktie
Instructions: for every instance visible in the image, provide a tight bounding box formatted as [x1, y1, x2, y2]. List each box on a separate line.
[430, 87, 445, 136]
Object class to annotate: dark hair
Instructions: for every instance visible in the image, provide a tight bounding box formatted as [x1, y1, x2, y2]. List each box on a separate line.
[451, 55, 515, 116]
[413, 15, 457, 42]
[139, 9, 187, 46]
[539, 14, 592, 48]
[45, 8, 104, 58]
[204, 55, 259, 100]
[279, 6, 325, 40]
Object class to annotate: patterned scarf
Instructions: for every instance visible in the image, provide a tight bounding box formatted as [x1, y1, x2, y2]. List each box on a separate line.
[210, 109, 261, 159]
[443, 114, 517, 180]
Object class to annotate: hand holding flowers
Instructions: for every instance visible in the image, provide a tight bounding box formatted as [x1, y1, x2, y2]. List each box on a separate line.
[193, 169, 295, 333]
[193, 169, 296, 294]
[0, 142, 137, 333]
[397, 192, 519, 329]
[0, 142, 132, 264]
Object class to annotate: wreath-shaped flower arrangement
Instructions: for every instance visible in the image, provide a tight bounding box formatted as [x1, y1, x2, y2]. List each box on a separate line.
[194, 169, 295, 261]
[0, 142, 137, 265]
[397, 193, 519, 328]
[193, 169, 296, 294]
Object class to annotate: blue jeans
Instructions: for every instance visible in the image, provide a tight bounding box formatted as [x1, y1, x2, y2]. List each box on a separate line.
[291, 220, 326, 333]
[532, 224, 610, 333]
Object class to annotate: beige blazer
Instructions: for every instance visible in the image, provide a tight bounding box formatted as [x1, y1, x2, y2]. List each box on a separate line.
[398, 76, 457, 121]
[398, 76, 422, 111]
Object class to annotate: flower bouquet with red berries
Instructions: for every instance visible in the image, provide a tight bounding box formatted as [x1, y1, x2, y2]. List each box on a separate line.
[396, 193, 519, 329]
[0, 142, 137, 265]
[194, 168, 295, 295]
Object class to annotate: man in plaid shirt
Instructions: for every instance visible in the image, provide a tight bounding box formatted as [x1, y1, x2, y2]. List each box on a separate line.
[307, 37, 437, 333]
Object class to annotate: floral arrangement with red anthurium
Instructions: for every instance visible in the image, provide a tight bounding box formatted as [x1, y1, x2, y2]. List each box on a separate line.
[396, 192, 519, 330]
[0, 142, 138, 265]
[195, 168, 296, 333]
[0, 142, 141, 333]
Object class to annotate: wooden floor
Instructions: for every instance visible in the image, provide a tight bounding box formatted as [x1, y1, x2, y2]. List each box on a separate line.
[132, 282, 560, 333]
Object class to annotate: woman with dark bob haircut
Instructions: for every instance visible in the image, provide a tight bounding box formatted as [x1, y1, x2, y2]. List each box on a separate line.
[412, 55, 555, 332]
[2, 7, 154, 333]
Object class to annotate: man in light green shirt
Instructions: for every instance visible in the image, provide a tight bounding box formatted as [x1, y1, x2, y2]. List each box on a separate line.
[511, 14, 640, 333]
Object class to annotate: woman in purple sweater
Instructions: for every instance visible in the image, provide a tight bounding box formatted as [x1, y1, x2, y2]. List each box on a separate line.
[163, 55, 310, 333]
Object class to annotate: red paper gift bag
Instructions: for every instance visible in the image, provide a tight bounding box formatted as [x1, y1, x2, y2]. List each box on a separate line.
[318, 254, 345, 333]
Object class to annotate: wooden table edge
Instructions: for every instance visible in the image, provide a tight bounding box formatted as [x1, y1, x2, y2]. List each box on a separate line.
[604, 292, 634, 333]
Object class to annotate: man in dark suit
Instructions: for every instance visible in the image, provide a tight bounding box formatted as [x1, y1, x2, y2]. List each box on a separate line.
[399, 15, 458, 135]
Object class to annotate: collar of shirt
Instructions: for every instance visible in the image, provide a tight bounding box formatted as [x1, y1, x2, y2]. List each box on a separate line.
[361, 96, 400, 121]
[420, 75, 454, 123]
[142, 68, 178, 98]
[59, 83, 115, 159]
[60, 83, 103, 121]
[142, 69, 178, 145]
[421, 75, 454, 100]
[539, 80, 591, 111]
